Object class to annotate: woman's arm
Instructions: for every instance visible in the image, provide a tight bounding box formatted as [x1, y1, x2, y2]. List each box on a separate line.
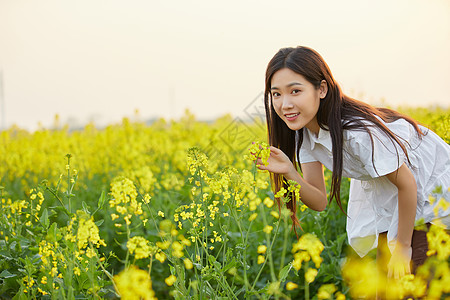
[257, 146, 328, 211]
[385, 163, 417, 278]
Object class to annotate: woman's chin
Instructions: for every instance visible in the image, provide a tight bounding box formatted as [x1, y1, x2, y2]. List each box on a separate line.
[286, 123, 302, 131]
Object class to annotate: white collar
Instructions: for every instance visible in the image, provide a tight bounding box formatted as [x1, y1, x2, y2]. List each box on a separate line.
[305, 127, 333, 152]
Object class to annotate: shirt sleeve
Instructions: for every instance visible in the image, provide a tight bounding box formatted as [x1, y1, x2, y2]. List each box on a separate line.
[347, 126, 407, 178]
[297, 131, 318, 164]
[299, 147, 318, 164]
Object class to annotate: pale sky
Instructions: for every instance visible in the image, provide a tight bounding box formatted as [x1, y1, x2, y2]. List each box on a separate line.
[1, 0, 449, 130]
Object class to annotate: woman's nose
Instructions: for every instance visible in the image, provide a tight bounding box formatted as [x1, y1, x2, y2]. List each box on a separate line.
[281, 96, 294, 109]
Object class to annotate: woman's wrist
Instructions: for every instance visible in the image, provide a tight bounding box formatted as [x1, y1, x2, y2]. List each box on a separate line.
[396, 240, 411, 249]
[283, 165, 300, 181]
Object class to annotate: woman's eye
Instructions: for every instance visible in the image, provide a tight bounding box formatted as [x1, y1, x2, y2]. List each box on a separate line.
[272, 92, 280, 97]
[292, 89, 301, 94]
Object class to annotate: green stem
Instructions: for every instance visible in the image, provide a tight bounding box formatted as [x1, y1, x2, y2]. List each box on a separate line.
[45, 186, 71, 217]
[217, 274, 239, 300]
[259, 204, 277, 282]
[250, 219, 281, 291]
[91, 243, 118, 293]
[279, 214, 290, 270]
[125, 223, 130, 267]
[67, 156, 71, 213]
[148, 256, 153, 277]
[305, 281, 310, 300]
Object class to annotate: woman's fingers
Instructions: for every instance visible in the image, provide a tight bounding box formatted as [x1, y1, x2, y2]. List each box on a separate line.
[269, 146, 280, 154]
[387, 247, 411, 280]
[255, 157, 268, 169]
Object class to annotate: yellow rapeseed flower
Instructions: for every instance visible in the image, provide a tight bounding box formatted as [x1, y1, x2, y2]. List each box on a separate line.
[292, 233, 324, 269]
[156, 240, 170, 250]
[263, 197, 274, 208]
[165, 274, 177, 286]
[257, 245, 267, 254]
[286, 282, 298, 291]
[427, 223, 450, 260]
[114, 266, 157, 300]
[263, 225, 273, 234]
[37, 288, 48, 295]
[155, 251, 166, 263]
[248, 213, 258, 221]
[127, 236, 152, 259]
[317, 283, 337, 299]
[184, 258, 193, 270]
[257, 255, 265, 264]
[245, 141, 270, 166]
[270, 211, 280, 219]
[274, 187, 287, 199]
[305, 268, 318, 283]
[77, 216, 106, 250]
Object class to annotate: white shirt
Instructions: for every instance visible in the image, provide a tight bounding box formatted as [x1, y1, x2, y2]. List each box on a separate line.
[299, 118, 450, 257]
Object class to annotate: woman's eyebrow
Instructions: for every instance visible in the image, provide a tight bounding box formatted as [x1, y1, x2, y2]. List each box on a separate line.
[271, 82, 303, 90]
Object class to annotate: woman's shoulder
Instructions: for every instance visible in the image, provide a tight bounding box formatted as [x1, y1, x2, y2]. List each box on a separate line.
[342, 116, 417, 142]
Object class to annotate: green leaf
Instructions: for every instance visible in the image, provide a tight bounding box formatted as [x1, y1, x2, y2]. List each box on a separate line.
[82, 201, 90, 214]
[208, 255, 216, 264]
[12, 288, 28, 300]
[213, 261, 221, 271]
[46, 222, 58, 243]
[0, 270, 16, 279]
[98, 190, 106, 208]
[40, 208, 49, 229]
[67, 286, 75, 300]
[278, 263, 292, 282]
[222, 257, 237, 273]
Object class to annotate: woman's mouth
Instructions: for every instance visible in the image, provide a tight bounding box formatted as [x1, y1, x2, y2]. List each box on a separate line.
[285, 113, 299, 121]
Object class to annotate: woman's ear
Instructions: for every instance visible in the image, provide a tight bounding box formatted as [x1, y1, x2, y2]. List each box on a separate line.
[319, 80, 328, 99]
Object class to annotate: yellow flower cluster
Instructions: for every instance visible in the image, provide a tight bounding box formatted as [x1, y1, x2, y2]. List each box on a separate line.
[114, 265, 157, 300]
[127, 166, 157, 195]
[38, 240, 65, 278]
[341, 257, 379, 298]
[156, 220, 192, 261]
[343, 217, 450, 299]
[165, 274, 177, 286]
[77, 215, 106, 255]
[285, 282, 298, 291]
[305, 268, 318, 283]
[287, 180, 301, 201]
[10, 199, 28, 215]
[187, 147, 209, 175]
[127, 236, 157, 260]
[109, 176, 143, 220]
[0, 188, 46, 238]
[426, 220, 450, 260]
[317, 283, 345, 300]
[292, 233, 324, 271]
[245, 141, 271, 166]
[274, 187, 287, 199]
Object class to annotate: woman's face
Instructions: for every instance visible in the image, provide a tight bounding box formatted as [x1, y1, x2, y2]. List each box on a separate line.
[270, 68, 327, 134]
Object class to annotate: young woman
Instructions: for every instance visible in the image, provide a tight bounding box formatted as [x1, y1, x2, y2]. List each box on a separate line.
[256, 46, 450, 279]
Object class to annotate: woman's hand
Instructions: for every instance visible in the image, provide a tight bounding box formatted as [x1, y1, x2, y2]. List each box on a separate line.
[256, 146, 296, 177]
[387, 242, 412, 279]
[256, 146, 328, 211]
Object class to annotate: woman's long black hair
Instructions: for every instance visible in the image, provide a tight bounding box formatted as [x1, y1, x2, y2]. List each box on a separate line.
[264, 46, 424, 226]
